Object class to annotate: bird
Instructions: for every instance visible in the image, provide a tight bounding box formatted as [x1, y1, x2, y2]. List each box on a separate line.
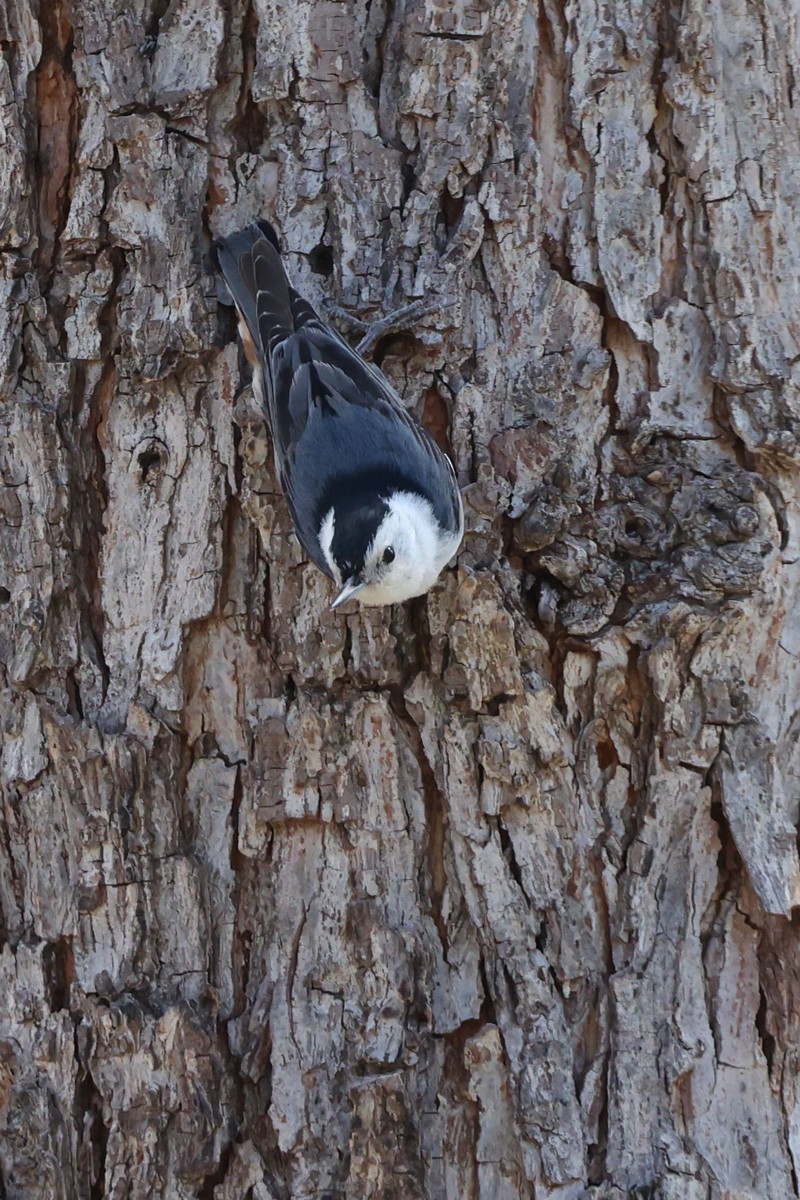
[212, 219, 464, 608]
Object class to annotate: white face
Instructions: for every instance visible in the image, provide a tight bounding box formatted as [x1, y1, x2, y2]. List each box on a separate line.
[321, 492, 460, 607]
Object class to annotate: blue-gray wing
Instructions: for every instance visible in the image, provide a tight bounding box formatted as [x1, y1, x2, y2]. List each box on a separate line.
[213, 221, 462, 576]
[269, 324, 462, 539]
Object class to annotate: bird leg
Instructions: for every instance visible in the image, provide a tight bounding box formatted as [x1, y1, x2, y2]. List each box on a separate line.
[323, 296, 445, 358]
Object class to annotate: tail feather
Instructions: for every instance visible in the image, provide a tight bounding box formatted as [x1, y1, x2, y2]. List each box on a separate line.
[288, 289, 322, 332]
[250, 222, 325, 342]
[212, 220, 293, 354]
[252, 244, 294, 355]
[253, 218, 281, 253]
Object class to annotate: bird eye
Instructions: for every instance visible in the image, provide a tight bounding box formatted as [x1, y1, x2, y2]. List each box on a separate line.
[382, 546, 395, 565]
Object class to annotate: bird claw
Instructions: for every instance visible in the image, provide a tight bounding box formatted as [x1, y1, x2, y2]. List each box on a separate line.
[322, 296, 448, 358]
[321, 301, 371, 334]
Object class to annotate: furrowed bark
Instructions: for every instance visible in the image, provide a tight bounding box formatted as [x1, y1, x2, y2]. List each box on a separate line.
[2, 0, 800, 1197]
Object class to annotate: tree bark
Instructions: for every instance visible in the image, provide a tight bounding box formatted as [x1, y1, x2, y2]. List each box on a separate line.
[2, 0, 799, 1196]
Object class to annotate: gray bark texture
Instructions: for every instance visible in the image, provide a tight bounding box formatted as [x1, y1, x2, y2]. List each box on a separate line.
[1, 0, 799, 1196]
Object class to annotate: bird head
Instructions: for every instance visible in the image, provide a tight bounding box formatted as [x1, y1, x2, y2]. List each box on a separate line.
[322, 491, 447, 608]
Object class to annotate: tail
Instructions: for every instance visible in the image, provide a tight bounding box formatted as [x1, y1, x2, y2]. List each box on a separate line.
[212, 219, 320, 358]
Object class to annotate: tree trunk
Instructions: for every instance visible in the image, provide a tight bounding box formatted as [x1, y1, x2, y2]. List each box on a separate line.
[2, 0, 799, 1196]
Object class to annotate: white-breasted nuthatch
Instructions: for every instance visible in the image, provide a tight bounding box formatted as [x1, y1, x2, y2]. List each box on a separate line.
[213, 220, 464, 608]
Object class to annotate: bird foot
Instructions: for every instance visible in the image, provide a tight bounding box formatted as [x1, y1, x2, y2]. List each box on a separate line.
[323, 296, 446, 357]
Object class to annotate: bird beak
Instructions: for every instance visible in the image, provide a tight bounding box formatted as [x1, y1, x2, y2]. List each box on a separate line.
[331, 576, 365, 610]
